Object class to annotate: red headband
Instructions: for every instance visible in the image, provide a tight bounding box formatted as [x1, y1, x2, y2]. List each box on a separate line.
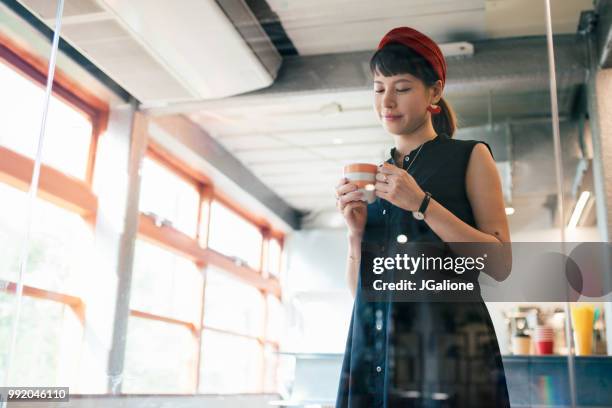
[377, 27, 446, 88]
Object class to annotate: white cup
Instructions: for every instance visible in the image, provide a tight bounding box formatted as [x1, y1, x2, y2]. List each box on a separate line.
[343, 163, 378, 204]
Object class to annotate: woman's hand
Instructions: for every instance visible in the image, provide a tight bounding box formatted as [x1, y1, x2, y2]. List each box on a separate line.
[335, 177, 367, 238]
[375, 162, 426, 211]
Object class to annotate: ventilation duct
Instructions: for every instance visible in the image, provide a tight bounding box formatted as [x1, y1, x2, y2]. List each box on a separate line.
[18, 0, 282, 105]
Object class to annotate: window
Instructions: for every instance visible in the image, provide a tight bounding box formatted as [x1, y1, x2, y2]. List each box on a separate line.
[0, 59, 93, 181]
[130, 239, 203, 324]
[0, 293, 81, 387]
[203, 266, 265, 337]
[129, 151, 205, 393]
[1, 36, 284, 396]
[0, 183, 94, 295]
[139, 156, 200, 238]
[266, 294, 283, 343]
[267, 238, 282, 278]
[263, 343, 280, 393]
[0, 48, 100, 388]
[263, 295, 282, 393]
[123, 316, 196, 393]
[208, 200, 263, 269]
[199, 330, 263, 394]
[134, 146, 284, 395]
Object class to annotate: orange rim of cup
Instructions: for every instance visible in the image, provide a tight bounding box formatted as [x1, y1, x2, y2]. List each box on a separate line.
[343, 163, 378, 173]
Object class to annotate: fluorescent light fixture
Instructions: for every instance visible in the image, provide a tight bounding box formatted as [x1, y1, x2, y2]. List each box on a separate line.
[568, 191, 591, 228]
[432, 392, 450, 400]
[439, 42, 474, 57]
[332, 138, 343, 145]
[319, 102, 343, 116]
[505, 207, 515, 215]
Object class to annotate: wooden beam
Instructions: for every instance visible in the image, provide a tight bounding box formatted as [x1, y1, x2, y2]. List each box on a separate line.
[130, 309, 198, 336]
[204, 249, 280, 297]
[138, 212, 280, 297]
[5, 282, 82, 307]
[138, 213, 207, 262]
[0, 32, 108, 119]
[0, 147, 97, 216]
[147, 142, 212, 188]
[202, 325, 279, 349]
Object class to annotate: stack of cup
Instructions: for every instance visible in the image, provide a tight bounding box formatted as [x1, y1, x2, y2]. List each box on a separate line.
[534, 325, 554, 355]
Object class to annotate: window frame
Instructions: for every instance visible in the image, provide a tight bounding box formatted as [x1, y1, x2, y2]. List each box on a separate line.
[0, 32, 107, 384]
[0, 33, 108, 189]
[134, 142, 284, 393]
[0, 32, 285, 394]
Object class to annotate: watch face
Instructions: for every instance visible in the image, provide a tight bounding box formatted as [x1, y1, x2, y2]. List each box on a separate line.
[413, 211, 424, 220]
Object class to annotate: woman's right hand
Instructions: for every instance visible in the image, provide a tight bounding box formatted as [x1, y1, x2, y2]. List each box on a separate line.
[335, 177, 368, 238]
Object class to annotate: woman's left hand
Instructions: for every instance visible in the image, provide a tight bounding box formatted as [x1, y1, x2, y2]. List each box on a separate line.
[375, 162, 426, 211]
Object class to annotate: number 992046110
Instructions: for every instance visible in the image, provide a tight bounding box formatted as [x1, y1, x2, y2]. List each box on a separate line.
[0, 387, 69, 402]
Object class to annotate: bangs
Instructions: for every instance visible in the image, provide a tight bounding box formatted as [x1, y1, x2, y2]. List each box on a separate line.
[369, 42, 437, 84]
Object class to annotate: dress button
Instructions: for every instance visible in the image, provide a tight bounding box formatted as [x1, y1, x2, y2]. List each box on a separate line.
[382, 209, 386, 215]
[404, 155, 410, 162]
[376, 322, 383, 331]
[376, 366, 382, 372]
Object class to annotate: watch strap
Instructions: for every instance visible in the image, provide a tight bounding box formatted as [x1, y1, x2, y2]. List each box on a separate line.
[418, 192, 432, 215]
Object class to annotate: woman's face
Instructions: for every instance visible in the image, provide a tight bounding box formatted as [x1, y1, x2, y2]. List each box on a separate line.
[373, 70, 441, 135]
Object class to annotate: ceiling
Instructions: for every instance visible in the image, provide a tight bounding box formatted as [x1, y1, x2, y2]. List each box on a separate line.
[5, 0, 598, 233]
[179, 0, 595, 231]
[246, 0, 594, 56]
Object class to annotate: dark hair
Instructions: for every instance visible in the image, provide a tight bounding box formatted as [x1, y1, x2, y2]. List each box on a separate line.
[369, 42, 457, 137]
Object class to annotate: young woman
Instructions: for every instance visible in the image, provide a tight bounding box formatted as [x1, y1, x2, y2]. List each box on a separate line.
[334, 27, 512, 407]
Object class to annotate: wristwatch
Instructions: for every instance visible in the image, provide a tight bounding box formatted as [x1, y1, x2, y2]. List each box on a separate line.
[412, 192, 432, 220]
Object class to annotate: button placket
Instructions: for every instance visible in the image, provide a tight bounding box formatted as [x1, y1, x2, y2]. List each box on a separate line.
[374, 307, 386, 376]
[375, 309, 383, 331]
[400, 155, 409, 171]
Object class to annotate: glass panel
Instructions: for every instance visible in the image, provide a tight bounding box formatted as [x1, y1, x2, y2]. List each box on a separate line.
[267, 238, 282, 278]
[547, 2, 601, 407]
[1, 0, 75, 390]
[0, 61, 93, 180]
[139, 156, 200, 237]
[130, 239, 203, 324]
[266, 294, 283, 342]
[263, 343, 280, 393]
[123, 316, 196, 393]
[208, 200, 262, 269]
[203, 266, 264, 337]
[199, 330, 263, 393]
[0, 182, 94, 295]
[0, 293, 80, 386]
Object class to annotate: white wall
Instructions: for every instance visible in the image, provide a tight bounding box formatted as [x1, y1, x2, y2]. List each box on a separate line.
[282, 228, 354, 353]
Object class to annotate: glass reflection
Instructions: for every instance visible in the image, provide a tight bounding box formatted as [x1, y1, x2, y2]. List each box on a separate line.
[1, 0, 609, 407]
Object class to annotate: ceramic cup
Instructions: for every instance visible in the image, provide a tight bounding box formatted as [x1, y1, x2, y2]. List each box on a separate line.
[343, 163, 378, 204]
[511, 334, 531, 355]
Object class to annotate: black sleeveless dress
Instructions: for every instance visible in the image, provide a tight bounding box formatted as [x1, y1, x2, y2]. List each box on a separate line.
[335, 133, 510, 408]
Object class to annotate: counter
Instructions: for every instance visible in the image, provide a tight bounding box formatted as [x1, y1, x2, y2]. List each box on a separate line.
[503, 355, 612, 407]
